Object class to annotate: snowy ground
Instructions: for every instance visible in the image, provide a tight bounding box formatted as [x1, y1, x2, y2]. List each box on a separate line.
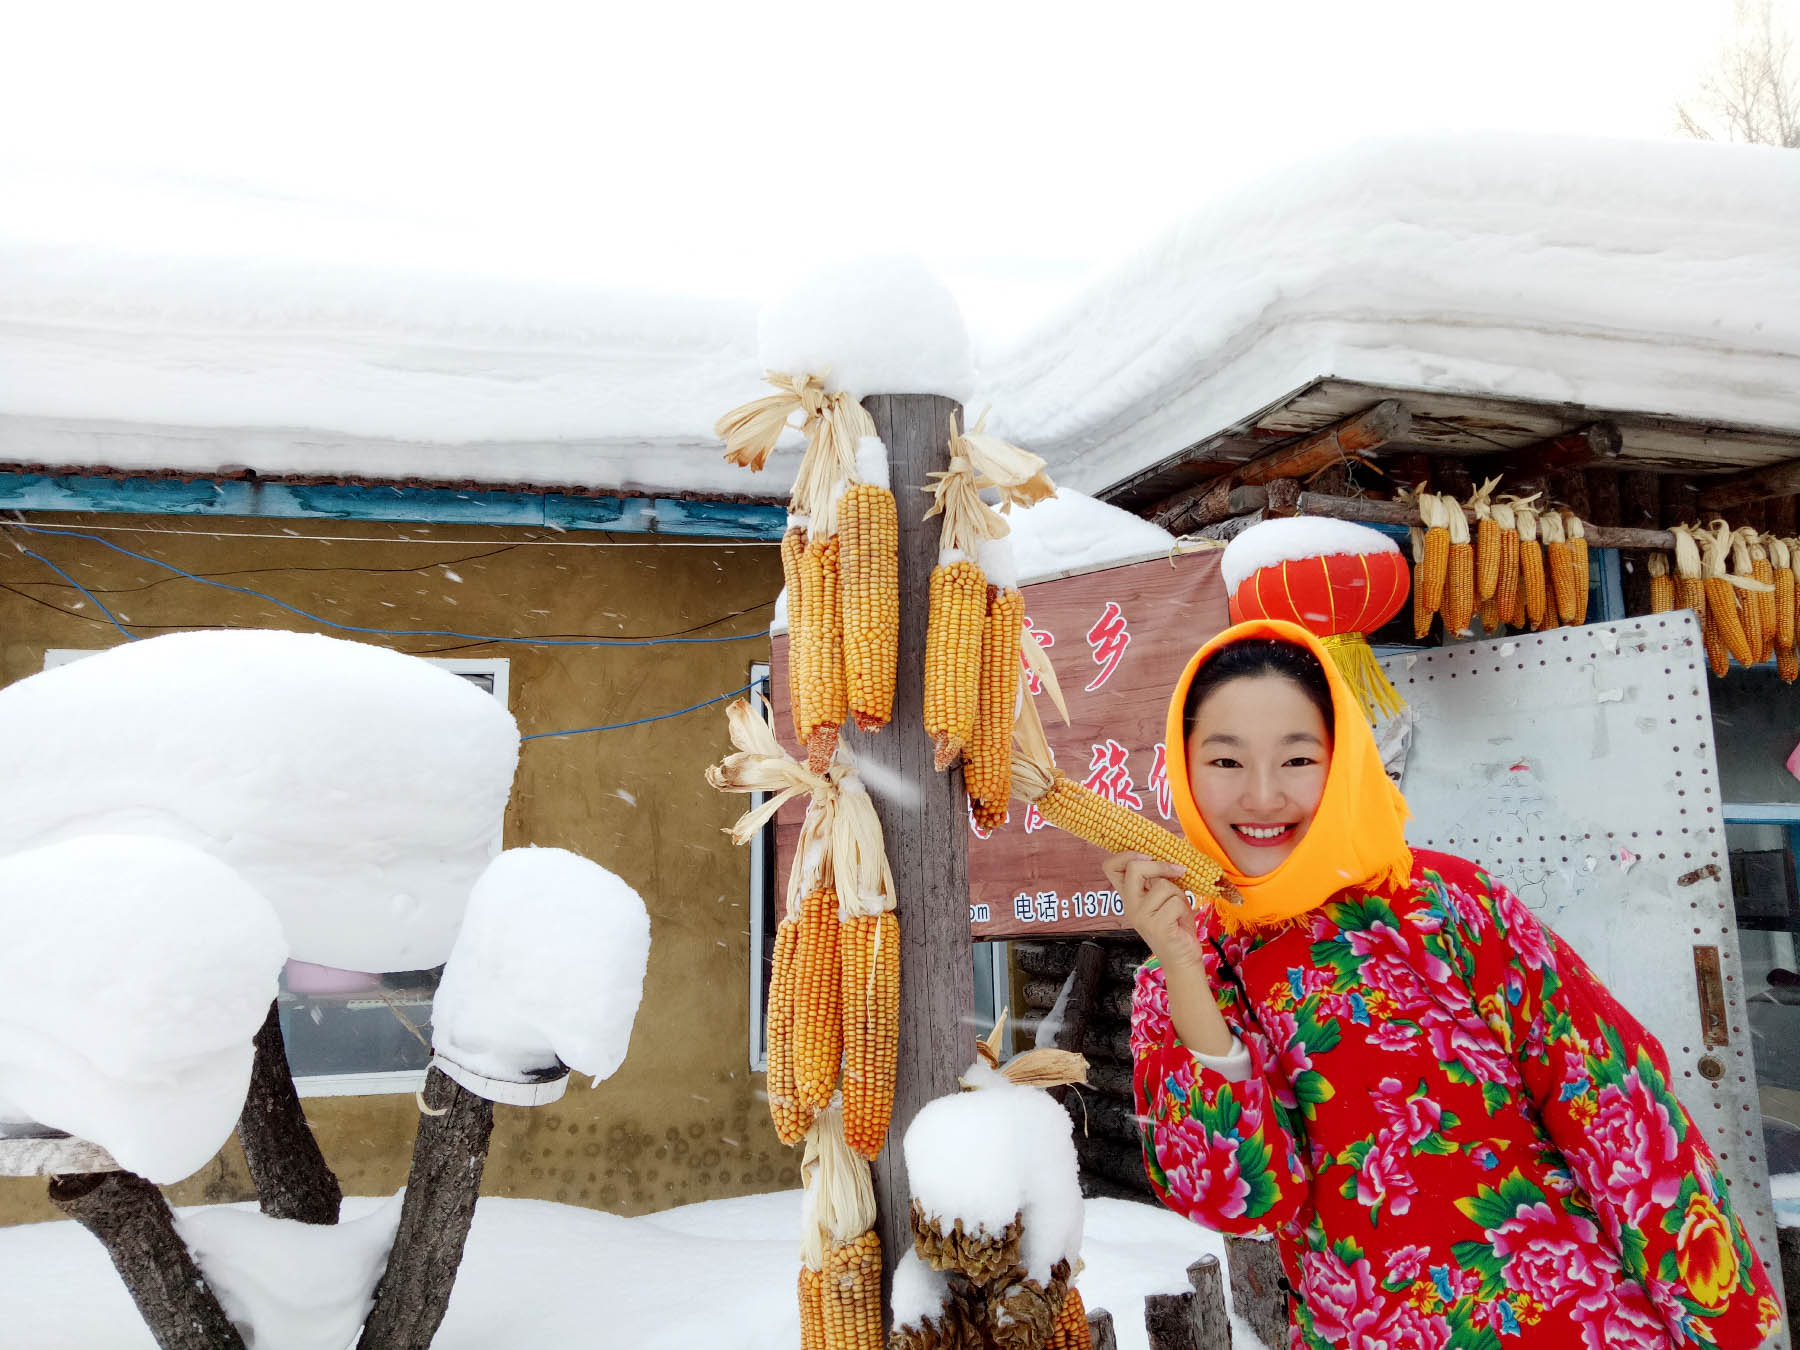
[0, 1190, 1246, 1350]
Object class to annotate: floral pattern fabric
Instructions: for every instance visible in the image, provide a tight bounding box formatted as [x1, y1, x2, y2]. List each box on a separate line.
[1131, 849, 1782, 1349]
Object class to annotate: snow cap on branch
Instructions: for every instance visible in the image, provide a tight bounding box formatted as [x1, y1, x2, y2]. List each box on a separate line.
[430, 847, 650, 1085]
[0, 835, 286, 1183]
[0, 630, 520, 972]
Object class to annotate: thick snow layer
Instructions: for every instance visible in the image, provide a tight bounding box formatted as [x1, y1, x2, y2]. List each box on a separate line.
[1220, 516, 1399, 592]
[980, 134, 1800, 494]
[890, 1250, 951, 1328]
[431, 848, 650, 1083]
[0, 630, 519, 972]
[759, 256, 975, 402]
[0, 836, 285, 1183]
[904, 1070, 1084, 1285]
[0, 1192, 1236, 1350]
[175, 1195, 402, 1350]
[771, 489, 1172, 633]
[0, 163, 776, 495]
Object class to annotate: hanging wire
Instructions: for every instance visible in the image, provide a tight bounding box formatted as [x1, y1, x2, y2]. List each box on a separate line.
[521, 683, 757, 741]
[12, 549, 138, 641]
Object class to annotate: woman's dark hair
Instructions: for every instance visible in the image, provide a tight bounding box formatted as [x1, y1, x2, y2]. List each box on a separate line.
[1183, 639, 1335, 738]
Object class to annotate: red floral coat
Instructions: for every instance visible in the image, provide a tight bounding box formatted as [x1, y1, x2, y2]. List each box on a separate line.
[1131, 849, 1782, 1350]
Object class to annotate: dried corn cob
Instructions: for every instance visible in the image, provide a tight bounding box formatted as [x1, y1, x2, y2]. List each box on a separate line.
[1478, 593, 1502, 636]
[1772, 536, 1797, 650]
[1648, 553, 1674, 614]
[1542, 510, 1581, 625]
[1047, 1285, 1092, 1350]
[1705, 524, 1757, 667]
[1565, 512, 1589, 625]
[1513, 500, 1547, 629]
[1781, 646, 1799, 684]
[793, 886, 843, 1112]
[782, 522, 809, 744]
[1410, 526, 1433, 640]
[840, 910, 900, 1160]
[799, 1265, 826, 1350]
[822, 1229, 882, 1350]
[966, 584, 1025, 816]
[1704, 609, 1732, 678]
[1442, 496, 1476, 637]
[1470, 477, 1503, 602]
[971, 797, 1008, 833]
[1673, 525, 1707, 619]
[922, 554, 987, 771]
[1492, 500, 1522, 629]
[1026, 769, 1222, 900]
[766, 915, 813, 1145]
[1418, 489, 1449, 617]
[798, 536, 847, 771]
[1750, 532, 1777, 664]
[1729, 526, 1767, 662]
[840, 481, 899, 733]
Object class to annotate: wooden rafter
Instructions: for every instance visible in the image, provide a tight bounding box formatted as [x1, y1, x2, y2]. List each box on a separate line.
[1699, 457, 1800, 512]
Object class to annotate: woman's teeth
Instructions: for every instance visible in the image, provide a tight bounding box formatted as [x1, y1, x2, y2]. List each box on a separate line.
[1236, 824, 1291, 840]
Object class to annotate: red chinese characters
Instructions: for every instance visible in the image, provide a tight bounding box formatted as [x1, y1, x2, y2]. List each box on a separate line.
[1020, 616, 1055, 695]
[1148, 742, 1173, 820]
[1082, 738, 1144, 812]
[1084, 601, 1131, 691]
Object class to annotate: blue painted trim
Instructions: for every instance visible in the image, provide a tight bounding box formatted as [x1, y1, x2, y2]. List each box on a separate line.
[1722, 803, 1800, 824]
[1597, 548, 1627, 623]
[0, 470, 785, 540]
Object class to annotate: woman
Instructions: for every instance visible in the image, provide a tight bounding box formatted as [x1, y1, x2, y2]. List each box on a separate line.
[1111, 618, 1780, 1350]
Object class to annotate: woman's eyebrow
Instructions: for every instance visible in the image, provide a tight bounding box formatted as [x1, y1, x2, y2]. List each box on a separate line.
[1199, 733, 1242, 747]
[1282, 732, 1323, 746]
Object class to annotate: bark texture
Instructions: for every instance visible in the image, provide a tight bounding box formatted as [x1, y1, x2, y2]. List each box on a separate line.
[48, 1170, 247, 1350]
[238, 998, 342, 1224]
[356, 1065, 494, 1350]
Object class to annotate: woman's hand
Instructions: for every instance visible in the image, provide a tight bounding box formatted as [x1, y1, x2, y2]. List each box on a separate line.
[1103, 851, 1202, 971]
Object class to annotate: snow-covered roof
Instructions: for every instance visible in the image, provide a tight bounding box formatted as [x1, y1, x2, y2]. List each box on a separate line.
[980, 134, 1800, 495]
[4, 135, 1797, 498]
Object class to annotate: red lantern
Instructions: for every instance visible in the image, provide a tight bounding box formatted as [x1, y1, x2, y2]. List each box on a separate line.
[1221, 519, 1411, 723]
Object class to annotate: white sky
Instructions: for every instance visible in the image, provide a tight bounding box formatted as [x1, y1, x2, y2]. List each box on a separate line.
[3, 0, 1794, 338]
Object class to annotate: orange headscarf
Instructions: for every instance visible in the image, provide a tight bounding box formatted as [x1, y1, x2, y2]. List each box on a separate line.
[1165, 618, 1414, 933]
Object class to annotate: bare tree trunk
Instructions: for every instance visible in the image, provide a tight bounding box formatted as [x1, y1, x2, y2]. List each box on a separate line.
[238, 998, 342, 1224]
[357, 1065, 493, 1350]
[49, 1170, 246, 1350]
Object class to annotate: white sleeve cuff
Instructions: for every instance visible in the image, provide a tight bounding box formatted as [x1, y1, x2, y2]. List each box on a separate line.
[1191, 1036, 1252, 1082]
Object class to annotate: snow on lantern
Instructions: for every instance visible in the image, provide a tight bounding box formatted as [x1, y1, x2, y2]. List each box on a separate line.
[1221, 517, 1411, 724]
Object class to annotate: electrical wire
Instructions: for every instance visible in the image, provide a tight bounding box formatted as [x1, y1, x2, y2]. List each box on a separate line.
[520, 682, 756, 741]
[12, 550, 137, 641]
[17, 518, 782, 548]
[5, 523, 770, 648]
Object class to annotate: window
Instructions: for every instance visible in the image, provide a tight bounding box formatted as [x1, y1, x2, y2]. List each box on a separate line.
[42, 648, 509, 1098]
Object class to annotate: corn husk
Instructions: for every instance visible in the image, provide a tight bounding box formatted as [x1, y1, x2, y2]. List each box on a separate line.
[832, 775, 896, 919]
[951, 410, 1057, 512]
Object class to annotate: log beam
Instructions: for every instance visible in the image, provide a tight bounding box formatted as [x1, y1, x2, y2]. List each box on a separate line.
[1699, 458, 1800, 513]
[1202, 489, 1676, 550]
[1235, 400, 1411, 488]
[852, 394, 974, 1328]
[1477, 421, 1622, 491]
[49, 1170, 247, 1350]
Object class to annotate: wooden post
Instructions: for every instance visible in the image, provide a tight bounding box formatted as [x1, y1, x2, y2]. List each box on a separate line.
[1188, 1256, 1233, 1349]
[356, 1066, 494, 1350]
[49, 1170, 247, 1350]
[1224, 1234, 1289, 1349]
[238, 999, 342, 1225]
[1050, 941, 1107, 1106]
[850, 393, 974, 1323]
[1088, 1306, 1120, 1350]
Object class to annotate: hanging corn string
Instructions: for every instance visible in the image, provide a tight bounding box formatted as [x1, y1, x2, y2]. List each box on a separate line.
[799, 1103, 882, 1350]
[717, 374, 899, 771]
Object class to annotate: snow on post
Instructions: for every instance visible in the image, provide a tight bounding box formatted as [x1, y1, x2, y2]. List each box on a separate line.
[896, 1063, 1086, 1347]
[429, 847, 650, 1101]
[0, 835, 286, 1183]
[758, 255, 976, 403]
[0, 631, 520, 972]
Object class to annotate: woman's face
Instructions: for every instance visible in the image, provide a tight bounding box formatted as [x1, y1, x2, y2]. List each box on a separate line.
[1186, 673, 1332, 877]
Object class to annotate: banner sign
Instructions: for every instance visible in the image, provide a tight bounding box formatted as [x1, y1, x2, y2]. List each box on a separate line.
[770, 549, 1229, 939]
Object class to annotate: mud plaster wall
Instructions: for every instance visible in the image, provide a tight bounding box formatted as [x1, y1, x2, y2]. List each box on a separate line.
[0, 511, 796, 1225]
